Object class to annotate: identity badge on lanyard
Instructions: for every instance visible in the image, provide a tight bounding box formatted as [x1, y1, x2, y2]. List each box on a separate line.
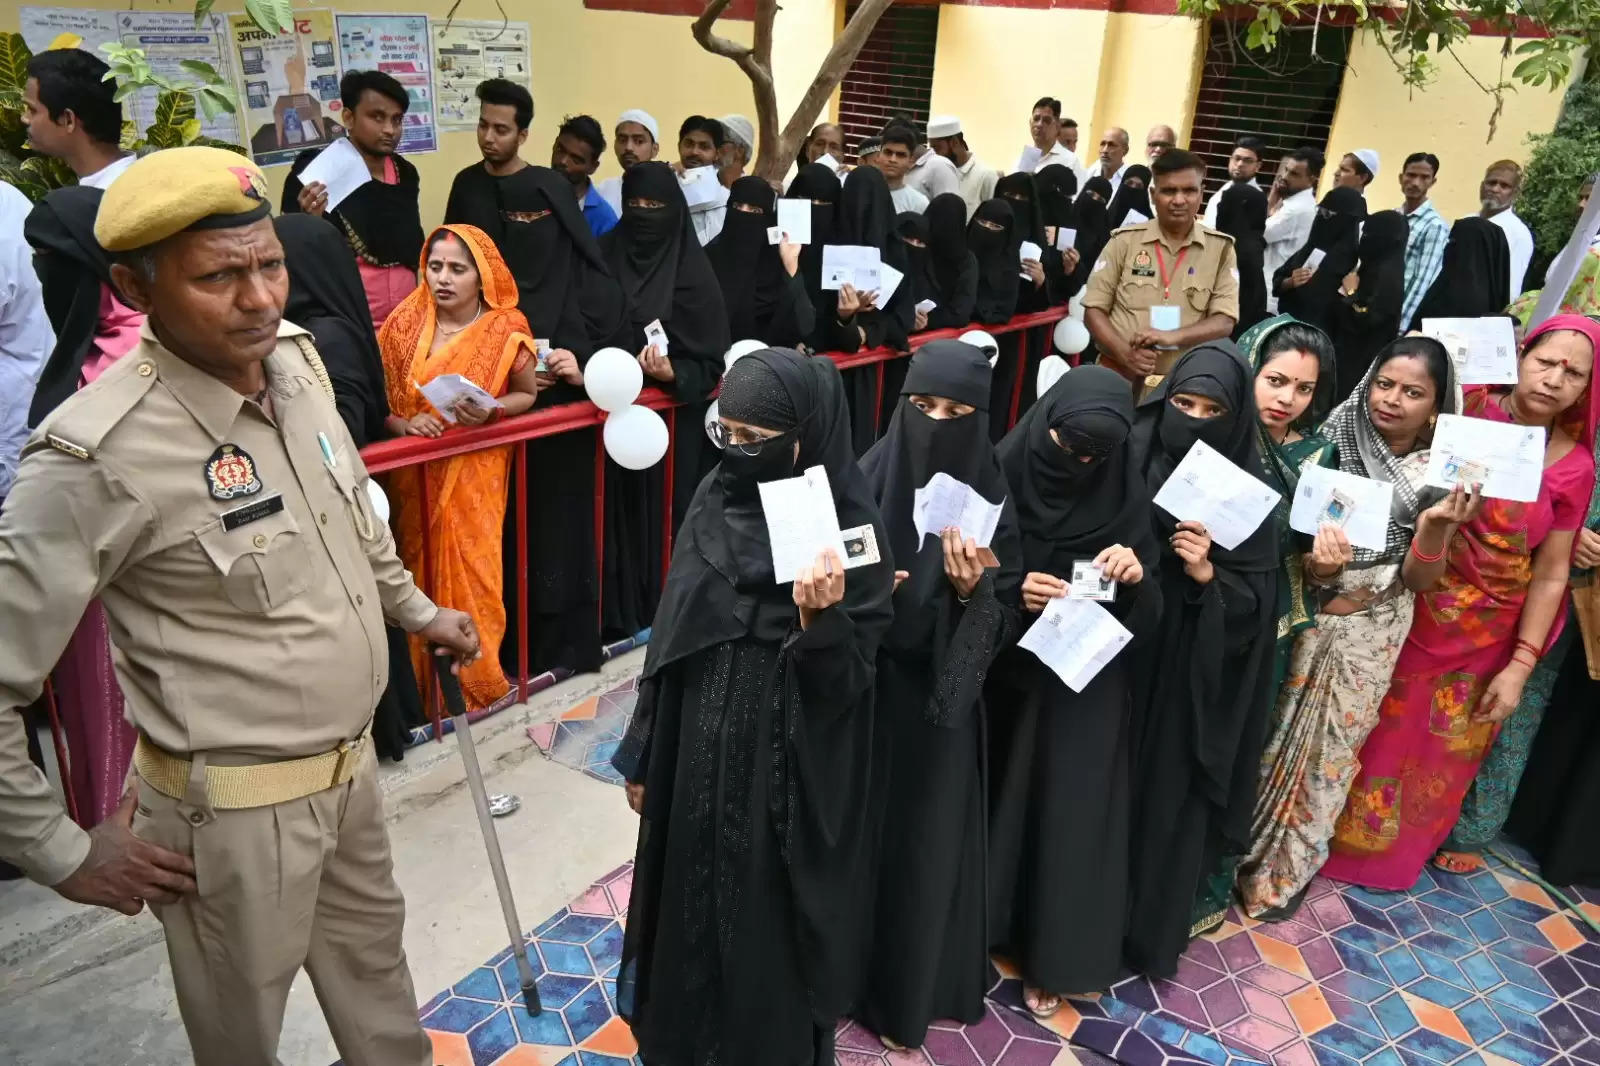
[1149, 245, 1186, 332]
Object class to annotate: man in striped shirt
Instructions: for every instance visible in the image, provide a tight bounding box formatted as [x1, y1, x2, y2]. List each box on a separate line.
[1398, 152, 1449, 333]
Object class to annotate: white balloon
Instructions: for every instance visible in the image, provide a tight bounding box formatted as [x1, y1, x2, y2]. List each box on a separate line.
[723, 339, 767, 374]
[1037, 355, 1070, 399]
[1053, 317, 1090, 355]
[603, 405, 670, 470]
[364, 479, 391, 524]
[1068, 289, 1087, 322]
[959, 329, 1000, 367]
[584, 347, 644, 412]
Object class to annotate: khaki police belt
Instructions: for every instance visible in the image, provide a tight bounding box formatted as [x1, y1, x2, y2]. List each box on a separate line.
[134, 732, 368, 809]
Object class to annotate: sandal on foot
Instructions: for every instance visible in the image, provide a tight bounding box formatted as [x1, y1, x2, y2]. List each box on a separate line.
[1024, 985, 1064, 1018]
[1432, 850, 1487, 875]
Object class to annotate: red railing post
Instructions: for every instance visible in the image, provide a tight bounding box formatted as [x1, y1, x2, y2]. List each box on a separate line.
[1008, 327, 1029, 433]
[515, 441, 529, 705]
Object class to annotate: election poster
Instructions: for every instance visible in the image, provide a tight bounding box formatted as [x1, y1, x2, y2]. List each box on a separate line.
[228, 8, 344, 168]
[431, 19, 531, 131]
[335, 13, 437, 154]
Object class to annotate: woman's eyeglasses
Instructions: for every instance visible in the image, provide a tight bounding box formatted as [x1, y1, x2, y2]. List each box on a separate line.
[706, 421, 784, 455]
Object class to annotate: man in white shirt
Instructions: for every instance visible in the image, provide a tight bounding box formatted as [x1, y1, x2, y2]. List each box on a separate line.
[1480, 159, 1534, 302]
[878, 127, 929, 213]
[1203, 135, 1265, 228]
[1018, 98, 1084, 181]
[927, 115, 996, 219]
[596, 108, 660, 217]
[20, 50, 134, 190]
[1263, 147, 1323, 313]
[0, 183, 52, 503]
[890, 120, 960, 202]
[717, 113, 755, 187]
[1087, 128, 1131, 194]
[677, 114, 729, 244]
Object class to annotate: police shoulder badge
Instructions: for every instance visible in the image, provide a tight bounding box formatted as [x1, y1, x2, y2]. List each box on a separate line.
[205, 443, 262, 500]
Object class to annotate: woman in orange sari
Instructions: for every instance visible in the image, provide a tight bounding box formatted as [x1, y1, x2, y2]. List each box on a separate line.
[379, 224, 541, 708]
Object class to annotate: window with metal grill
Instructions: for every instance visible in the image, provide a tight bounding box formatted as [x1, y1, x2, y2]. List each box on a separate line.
[836, 2, 940, 161]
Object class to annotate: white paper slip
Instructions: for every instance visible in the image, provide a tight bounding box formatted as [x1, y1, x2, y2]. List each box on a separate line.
[1069, 560, 1116, 601]
[912, 472, 1005, 548]
[1424, 414, 1545, 502]
[644, 318, 669, 354]
[776, 199, 812, 245]
[679, 166, 723, 208]
[1421, 317, 1518, 385]
[820, 244, 881, 291]
[876, 263, 905, 305]
[417, 374, 502, 423]
[1018, 595, 1133, 693]
[758, 465, 849, 583]
[817, 153, 843, 174]
[1151, 439, 1280, 551]
[915, 298, 939, 314]
[1015, 145, 1044, 173]
[1055, 227, 1078, 253]
[1019, 240, 1043, 264]
[1124, 209, 1150, 226]
[1289, 465, 1394, 553]
[1303, 248, 1327, 273]
[299, 136, 372, 213]
[840, 523, 880, 569]
[1149, 305, 1181, 331]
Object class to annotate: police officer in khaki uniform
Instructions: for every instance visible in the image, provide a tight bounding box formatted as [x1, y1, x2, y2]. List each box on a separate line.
[1083, 148, 1240, 396]
[0, 147, 481, 1066]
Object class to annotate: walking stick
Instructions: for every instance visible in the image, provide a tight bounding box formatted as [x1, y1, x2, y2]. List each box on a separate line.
[432, 648, 542, 1016]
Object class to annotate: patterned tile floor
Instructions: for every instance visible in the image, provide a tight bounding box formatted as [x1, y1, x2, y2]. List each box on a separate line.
[413, 676, 1600, 1066]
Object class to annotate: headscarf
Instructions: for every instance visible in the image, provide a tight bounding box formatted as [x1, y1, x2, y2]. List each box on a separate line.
[1236, 314, 1336, 537]
[997, 364, 1157, 578]
[22, 185, 117, 424]
[925, 192, 970, 298]
[1409, 216, 1512, 329]
[968, 198, 1020, 325]
[894, 211, 936, 310]
[642, 348, 894, 674]
[1217, 182, 1268, 337]
[1320, 335, 1462, 565]
[1522, 313, 1600, 454]
[1107, 165, 1152, 228]
[601, 160, 730, 360]
[1035, 164, 1078, 230]
[1073, 177, 1115, 291]
[786, 162, 842, 302]
[1332, 208, 1411, 396]
[995, 171, 1046, 249]
[860, 340, 1022, 657]
[1277, 186, 1366, 331]
[707, 175, 787, 341]
[275, 213, 390, 446]
[1132, 341, 1279, 573]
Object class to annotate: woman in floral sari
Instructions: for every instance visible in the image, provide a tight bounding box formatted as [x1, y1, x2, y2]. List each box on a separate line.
[379, 224, 542, 708]
[1323, 315, 1600, 891]
[1239, 338, 1460, 917]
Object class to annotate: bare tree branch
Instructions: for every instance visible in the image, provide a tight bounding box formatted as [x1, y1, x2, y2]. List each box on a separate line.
[692, 0, 753, 60]
[767, 0, 894, 179]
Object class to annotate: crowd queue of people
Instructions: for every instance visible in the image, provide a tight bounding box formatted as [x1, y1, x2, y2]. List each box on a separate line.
[3, 45, 1600, 1066]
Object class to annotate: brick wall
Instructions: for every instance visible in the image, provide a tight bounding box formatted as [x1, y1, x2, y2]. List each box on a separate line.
[1190, 21, 1352, 197]
[836, 3, 941, 161]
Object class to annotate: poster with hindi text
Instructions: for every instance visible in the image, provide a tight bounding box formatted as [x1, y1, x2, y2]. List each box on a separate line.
[335, 13, 437, 154]
[228, 8, 343, 168]
[430, 19, 531, 131]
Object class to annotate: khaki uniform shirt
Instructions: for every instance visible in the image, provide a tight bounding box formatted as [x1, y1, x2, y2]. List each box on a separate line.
[0, 320, 437, 885]
[1083, 219, 1241, 386]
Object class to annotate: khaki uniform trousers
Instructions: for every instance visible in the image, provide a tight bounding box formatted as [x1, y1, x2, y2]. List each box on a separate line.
[132, 747, 432, 1066]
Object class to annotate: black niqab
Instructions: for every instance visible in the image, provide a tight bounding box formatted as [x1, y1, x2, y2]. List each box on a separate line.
[23, 185, 117, 425]
[1409, 216, 1512, 329]
[1275, 186, 1366, 332]
[968, 198, 1020, 325]
[926, 192, 969, 297]
[1073, 178, 1115, 291]
[995, 171, 1046, 249]
[1108, 166, 1152, 228]
[1035, 165, 1078, 230]
[787, 163, 842, 305]
[708, 176, 787, 341]
[1333, 209, 1410, 396]
[895, 211, 937, 309]
[1217, 182, 1268, 337]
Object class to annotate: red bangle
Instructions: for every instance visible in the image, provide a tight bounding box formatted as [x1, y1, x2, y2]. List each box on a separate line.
[1410, 538, 1446, 564]
[1515, 638, 1542, 658]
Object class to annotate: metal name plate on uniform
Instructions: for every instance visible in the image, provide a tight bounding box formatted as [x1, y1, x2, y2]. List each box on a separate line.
[221, 493, 286, 532]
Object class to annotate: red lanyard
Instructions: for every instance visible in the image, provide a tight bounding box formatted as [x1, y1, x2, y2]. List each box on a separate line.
[1155, 245, 1187, 300]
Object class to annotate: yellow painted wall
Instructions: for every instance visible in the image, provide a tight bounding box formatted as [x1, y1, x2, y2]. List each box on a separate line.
[1090, 10, 1205, 159]
[1324, 28, 1570, 220]
[0, 0, 842, 230]
[928, 3, 1110, 173]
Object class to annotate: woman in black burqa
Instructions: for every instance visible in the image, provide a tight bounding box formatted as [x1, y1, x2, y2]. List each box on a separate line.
[612, 349, 895, 1066]
[923, 193, 980, 331]
[856, 341, 1022, 1049]
[1107, 165, 1152, 228]
[986, 366, 1164, 1016]
[1124, 343, 1280, 978]
[1216, 182, 1269, 339]
[1407, 216, 1512, 329]
[1331, 209, 1410, 401]
[599, 161, 731, 638]
[707, 175, 816, 347]
[275, 213, 423, 760]
[1273, 186, 1366, 334]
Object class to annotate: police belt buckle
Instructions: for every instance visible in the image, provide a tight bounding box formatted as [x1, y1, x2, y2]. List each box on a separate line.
[134, 731, 370, 810]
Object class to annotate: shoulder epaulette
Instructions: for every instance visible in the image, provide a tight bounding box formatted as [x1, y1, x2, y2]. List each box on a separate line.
[26, 352, 160, 462]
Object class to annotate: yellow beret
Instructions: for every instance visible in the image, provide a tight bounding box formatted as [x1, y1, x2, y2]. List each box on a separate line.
[94, 146, 272, 252]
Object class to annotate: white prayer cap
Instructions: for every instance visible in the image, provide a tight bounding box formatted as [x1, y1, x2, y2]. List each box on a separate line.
[926, 115, 962, 139]
[617, 109, 659, 143]
[1353, 148, 1380, 180]
[719, 114, 755, 152]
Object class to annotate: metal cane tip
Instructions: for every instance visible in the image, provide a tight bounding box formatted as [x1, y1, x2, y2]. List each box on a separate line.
[522, 984, 542, 1016]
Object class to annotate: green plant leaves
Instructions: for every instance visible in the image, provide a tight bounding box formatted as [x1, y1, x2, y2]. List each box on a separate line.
[0, 33, 32, 99]
[243, 0, 297, 36]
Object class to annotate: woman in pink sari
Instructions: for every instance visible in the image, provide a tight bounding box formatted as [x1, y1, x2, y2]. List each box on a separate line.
[1323, 314, 1600, 891]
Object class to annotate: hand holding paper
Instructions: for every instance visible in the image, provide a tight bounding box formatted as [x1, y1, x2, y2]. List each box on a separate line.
[417, 374, 503, 424]
[913, 472, 1005, 548]
[299, 136, 371, 213]
[1018, 596, 1134, 692]
[1424, 414, 1544, 502]
[1289, 465, 1394, 552]
[1151, 440, 1280, 550]
[776, 199, 812, 245]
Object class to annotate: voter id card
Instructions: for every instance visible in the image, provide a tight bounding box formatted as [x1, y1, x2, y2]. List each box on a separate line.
[534, 338, 551, 373]
[1069, 560, 1116, 601]
[840, 524, 881, 569]
[1149, 305, 1181, 331]
[644, 319, 669, 354]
